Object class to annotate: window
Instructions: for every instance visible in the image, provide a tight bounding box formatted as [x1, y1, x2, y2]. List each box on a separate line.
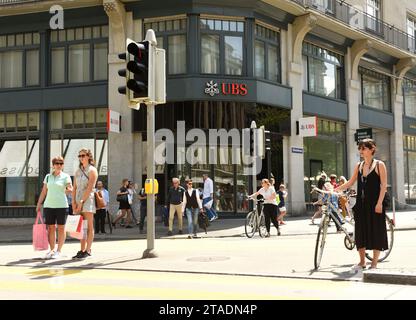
[360, 67, 391, 112]
[50, 26, 108, 84]
[201, 34, 220, 74]
[254, 24, 280, 82]
[144, 17, 187, 75]
[404, 78, 416, 118]
[408, 16, 416, 52]
[49, 108, 108, 179]
[0, 112, 40, 206]
[302, 42, 344, 100]
[366, 0, 382, 33]
[200, 18, 244, 75]
[0, 32, 40, 88]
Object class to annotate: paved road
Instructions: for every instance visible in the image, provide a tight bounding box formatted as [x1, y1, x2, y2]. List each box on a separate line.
[1, 265, 416, 300]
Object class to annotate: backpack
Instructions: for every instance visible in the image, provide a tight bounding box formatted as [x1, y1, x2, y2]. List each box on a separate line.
[198, 209, 210, 233]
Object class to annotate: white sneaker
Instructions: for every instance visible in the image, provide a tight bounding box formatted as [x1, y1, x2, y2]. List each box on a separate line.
[43, 251, 54, 260]
[51, 251, 62, 259]
[349, 264, 366, 274]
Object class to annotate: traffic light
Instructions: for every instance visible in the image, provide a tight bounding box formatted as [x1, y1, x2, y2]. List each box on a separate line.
[265, 130, 271, 152]
[117, 38, 152, 109]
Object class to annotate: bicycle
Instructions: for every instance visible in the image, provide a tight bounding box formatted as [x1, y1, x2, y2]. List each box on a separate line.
[312, 187, 394, 270]
[244, 196, 267, 238]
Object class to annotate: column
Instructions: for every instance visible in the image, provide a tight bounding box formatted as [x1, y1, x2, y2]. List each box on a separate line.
[392, 58, 416, 207]
[286, 14, 317, 215]
[346, 39, 371, 179]
[104, 0, 134, 212]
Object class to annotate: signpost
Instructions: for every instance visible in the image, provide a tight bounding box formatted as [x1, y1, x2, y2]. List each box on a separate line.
[299, 116, 317, 137]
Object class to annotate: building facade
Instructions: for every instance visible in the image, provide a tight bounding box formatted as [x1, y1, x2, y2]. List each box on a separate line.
[1, 0, 416, 219]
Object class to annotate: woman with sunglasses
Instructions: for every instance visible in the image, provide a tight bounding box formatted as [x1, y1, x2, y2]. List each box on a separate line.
[36, 156, 72, 259]
[72, 148, 98, 259]
[335, 139, 388, 271]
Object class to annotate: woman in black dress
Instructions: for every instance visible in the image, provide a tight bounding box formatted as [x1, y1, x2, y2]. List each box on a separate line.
[335, 139, 388, 270]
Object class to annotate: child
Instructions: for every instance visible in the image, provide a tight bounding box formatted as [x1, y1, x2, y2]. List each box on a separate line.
[277, 184, 288, 225]
[319, 182, 344, 232]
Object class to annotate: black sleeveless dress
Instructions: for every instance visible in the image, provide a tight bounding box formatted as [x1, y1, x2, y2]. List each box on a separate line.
[354, 163, 388, 251]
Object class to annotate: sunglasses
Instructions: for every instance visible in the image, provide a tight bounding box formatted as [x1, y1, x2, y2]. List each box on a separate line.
[188, 183, 193, 185]
[53, 162, 64, 165]
[78, 154, 87, 158]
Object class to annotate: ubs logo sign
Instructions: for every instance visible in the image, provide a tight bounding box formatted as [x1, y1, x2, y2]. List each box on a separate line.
[204, 80, 248, 97]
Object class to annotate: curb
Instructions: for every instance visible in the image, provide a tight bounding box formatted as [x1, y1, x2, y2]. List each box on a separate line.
[363, 269, 416, 286]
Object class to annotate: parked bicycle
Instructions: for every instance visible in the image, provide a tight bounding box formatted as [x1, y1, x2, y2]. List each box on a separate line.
[312, 187, 394, 270]
[244, 195, 267, 238]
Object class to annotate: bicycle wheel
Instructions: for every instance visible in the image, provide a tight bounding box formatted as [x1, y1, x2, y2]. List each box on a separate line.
[244, 211, 256, 238]
[314, 215, 329, 270]
[258, 214, 267, 238]
[365, 216, 394, 262]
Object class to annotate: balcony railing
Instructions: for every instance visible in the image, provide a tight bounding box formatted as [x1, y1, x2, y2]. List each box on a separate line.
[290, 0, 416, 55]
[0, 0, 40, 5]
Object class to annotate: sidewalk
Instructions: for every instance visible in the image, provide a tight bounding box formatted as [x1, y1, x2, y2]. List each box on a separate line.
[1, 209, 416, 243]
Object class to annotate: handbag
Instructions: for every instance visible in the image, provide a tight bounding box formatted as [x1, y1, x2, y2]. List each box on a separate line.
[32, 210, 48, 251]
[95, 190, 106, 209]
[117, 193, 128, 202]
[65, 214, 83, 233]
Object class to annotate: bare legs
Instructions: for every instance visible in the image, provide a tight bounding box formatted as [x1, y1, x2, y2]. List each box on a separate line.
[47, 225, 66, 252]
[81, 212, 94, 254]
[358, 248, 380, 268]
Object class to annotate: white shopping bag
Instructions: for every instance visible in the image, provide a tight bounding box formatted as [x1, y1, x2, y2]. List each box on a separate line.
[65, 215, 83, 233]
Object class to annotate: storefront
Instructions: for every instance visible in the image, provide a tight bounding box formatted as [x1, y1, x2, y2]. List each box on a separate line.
[133, 101, 290, 215]
[303, 118, 347, 202]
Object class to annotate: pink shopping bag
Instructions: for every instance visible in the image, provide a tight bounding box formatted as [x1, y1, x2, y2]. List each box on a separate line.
[32, 210, 48, 251]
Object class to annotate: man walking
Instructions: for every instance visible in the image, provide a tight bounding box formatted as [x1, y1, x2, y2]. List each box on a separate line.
[166, 178, 186, 236]
[202, 174, 218, 221]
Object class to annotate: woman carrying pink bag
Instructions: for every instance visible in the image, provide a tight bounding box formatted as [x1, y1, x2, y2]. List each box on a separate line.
[36, 156, 73, 260]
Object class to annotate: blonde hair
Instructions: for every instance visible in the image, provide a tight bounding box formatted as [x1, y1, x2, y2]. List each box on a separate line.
[78, 148, 94, 167]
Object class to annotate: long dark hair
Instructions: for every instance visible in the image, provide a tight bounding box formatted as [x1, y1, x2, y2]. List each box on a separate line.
[317, 177, 325, 190]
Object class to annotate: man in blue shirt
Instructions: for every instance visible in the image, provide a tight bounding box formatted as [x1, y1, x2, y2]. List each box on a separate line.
[319, 182, 344, 232]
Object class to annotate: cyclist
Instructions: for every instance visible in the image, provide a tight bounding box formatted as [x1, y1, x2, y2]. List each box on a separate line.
[249, 179, 280, 237]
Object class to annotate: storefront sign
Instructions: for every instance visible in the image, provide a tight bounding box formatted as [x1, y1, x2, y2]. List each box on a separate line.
[291, 147, 304, 154]
[107, 110, 121, 133]
[354, 128, 372, 143]
[204, 80, 248, 97]
[299, 117, 317, 137]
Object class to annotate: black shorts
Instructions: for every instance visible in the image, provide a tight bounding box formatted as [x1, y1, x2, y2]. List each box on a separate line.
[44, 208, 68, 225]
[119, 201, 131, 210]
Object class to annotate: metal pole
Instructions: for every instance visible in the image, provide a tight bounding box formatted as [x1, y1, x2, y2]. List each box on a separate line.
[251, 121, 257, 195]
[143, 103, 157, 258]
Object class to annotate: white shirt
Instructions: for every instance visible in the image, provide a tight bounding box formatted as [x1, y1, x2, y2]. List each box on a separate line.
[182, 188, 203, 209]
[259, 186, 278, 206]
[203, 177, 214, 199]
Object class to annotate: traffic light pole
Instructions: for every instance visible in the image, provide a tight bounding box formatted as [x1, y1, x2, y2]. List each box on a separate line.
[143, 103, 157, 258]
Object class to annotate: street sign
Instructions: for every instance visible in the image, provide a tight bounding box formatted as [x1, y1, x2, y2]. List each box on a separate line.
[291, 147, 304, 154]
[107, 110, 121, 133]
[355, 128, 372, 143]
[299, 116, 317, 137]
